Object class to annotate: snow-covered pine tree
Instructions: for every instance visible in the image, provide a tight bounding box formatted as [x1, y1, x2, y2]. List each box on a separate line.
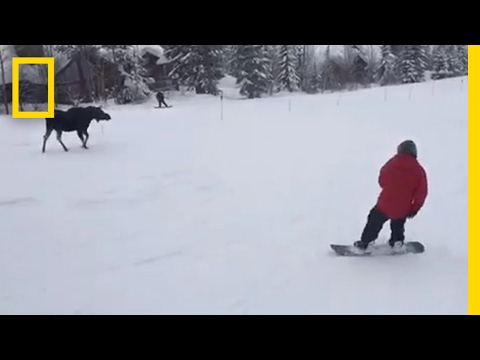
[234, 45, 271, 99]
[164, 45, 224, 94]
[101, 45, 152, 104]
[321, 45, 337, 91]
[101, 44, 126, 96]
[455, 45, 468, 75]
[308, 61, 322, 93]
[446, 45, 462, 77]
[54, 45, 94, 58]
[298, 45, 317, 93]
[421, 45, 434, 72]
[362, 45, 380, 85]
[390, 45, 404, 57]
[164, 45, 195, 90]
[277, 45, 300, 92]
[431, 45, 452, 79]
[264, 45, 280, 94]
[192, 45, 225, 94]
[295, 45, 305, 90]
[349, 45, 368, 88]
[224, 45, 238, 77]
[397, 45, 429, 83]
[376, 45, 398, 86]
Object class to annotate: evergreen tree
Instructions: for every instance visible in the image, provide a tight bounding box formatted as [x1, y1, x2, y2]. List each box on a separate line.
[430, 45, 468, 79]
[234, 45, 271, 99]
[295, 45, 305, 90]
[193, 45, 225, 94]
[455, 45, 468, 75]
[423, 45, 434, 71]
[321, 45, 337, 91]
[376, 45, 397, 85]
[101, 45, 151, 104]
[277, 45, 300, 92]
[397, 45, 429, 83]
[349, 45, 368, 87]
[309, 61, 322, 93]
[164, 45, 196, 90]
[390, 45, 404, 57]
[431, 45, 452, 79]
[264, 45, 280, 94]
[224, 45, 237, 76]
[298, 45, 316, 92]
[164, 45, 224, 94]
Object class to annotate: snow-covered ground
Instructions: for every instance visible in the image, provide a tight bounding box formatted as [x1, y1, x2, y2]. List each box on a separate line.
[0, 76, 468, 315]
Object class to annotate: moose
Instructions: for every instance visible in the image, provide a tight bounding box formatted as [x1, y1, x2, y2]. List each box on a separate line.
[42, 106, 111, 153]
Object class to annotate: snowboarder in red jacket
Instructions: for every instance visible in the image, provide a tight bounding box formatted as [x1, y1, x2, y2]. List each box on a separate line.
[354, 140, 428, 252]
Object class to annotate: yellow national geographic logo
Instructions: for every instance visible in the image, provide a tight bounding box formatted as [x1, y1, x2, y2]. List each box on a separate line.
[11, 57, 55, 118]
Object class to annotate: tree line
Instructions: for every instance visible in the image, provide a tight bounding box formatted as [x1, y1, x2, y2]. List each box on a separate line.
[0, 45, 469, 113]
[164, 45, 467, 98]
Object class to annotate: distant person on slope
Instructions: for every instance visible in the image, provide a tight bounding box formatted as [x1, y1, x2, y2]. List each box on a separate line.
[354, 140, 428, 252]
[156, 91, 170, 108]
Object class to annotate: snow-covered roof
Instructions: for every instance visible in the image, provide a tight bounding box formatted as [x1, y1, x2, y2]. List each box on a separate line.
[96, 45, 170, 65]
[136, 45, 170, 65]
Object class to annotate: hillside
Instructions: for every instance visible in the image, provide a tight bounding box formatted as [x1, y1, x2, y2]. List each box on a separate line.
[0, 76, 467, 314]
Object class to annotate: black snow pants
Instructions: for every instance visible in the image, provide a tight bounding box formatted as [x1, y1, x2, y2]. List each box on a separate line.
[156, 94, 169, 108]
[360, 206, 406, 245]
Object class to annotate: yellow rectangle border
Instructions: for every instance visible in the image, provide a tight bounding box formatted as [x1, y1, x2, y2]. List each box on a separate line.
[469, 45, 479, 315]
[12, 57, 55, 118]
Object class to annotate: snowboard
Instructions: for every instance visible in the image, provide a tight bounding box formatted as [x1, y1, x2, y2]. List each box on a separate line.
[330, 241, 425, 257]
[154, 106, 173, 109]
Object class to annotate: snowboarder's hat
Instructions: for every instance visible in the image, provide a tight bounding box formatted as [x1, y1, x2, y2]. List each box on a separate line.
[397, 140, 417, 158]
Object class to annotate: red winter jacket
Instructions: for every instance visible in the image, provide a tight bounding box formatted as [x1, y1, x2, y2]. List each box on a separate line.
[375, 154, 428, 220]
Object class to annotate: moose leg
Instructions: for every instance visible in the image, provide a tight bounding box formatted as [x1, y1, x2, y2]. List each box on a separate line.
[56, 130, 68, 152]
[83, 130, 89, 149]
[42, 128, 53, 153]
[77, 130, 86, 148]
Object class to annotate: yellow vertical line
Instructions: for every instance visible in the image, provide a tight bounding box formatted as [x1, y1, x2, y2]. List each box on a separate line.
[469, 45, 479, 315]
[47, 57, 55, 117]
[11, 58, 19, 118]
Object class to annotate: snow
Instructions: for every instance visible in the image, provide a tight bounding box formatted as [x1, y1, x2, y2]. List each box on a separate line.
[0, 76, 467, 315]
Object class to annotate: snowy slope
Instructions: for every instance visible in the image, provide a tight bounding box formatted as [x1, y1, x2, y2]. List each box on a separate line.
[0, 77, 467, 314]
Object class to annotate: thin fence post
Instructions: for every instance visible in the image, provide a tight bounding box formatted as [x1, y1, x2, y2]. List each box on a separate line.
[219, 90, 224, 121]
